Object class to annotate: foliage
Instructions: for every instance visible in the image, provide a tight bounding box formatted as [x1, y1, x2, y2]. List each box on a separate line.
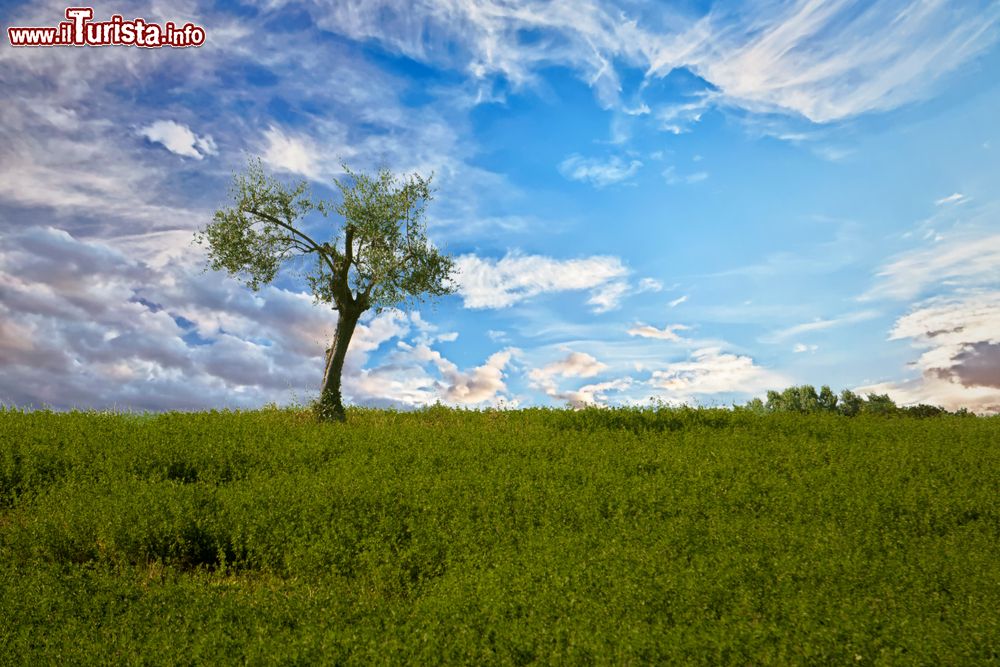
[2, 406, 998, 664]
[761, 385, 964, 417]
[196, 159, 455, 312]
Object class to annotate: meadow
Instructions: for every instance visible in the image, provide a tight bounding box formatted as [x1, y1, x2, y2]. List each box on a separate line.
[1, 406, 998, 665]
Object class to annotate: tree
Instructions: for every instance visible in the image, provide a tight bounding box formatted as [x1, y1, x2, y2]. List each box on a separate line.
[766, 385, 820, 413]
[817, 385, 838, 413]
[862, 393, 898, 416]
[838, 389, 864, 417]
[196, 159, 456, 422]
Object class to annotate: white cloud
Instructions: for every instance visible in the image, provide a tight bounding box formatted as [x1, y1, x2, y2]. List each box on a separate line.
[627, 323, 690, 342]
[261, 125, 324, 180]
[288, 0, 1000, 123]
[440, 348, 517, 404]
[935, 192, 968, 206]
[138, 120, 217, 160]
[865, 233, 1000, 301]
[0, 226, 522, 411]
[765, 310, 879, 342]
[559, 154, 642, 187]
[654, 97, 714, 134]
[683, 1, 1000, 122]
[663, 165, 708, 185]
[649, 347, 787, 401]
[530, 351, 608, 381]
[0, 104, 206, 226]
[586, 280, 630, 313]
[454, 251, 629, 309]
[638, 277, 663, 293]
[856, 291, 1000, 414]
[527, 350, 633, 407]
[793, 343, 818, 353]
[556, 378, 634, 409]
[393, 342, 518, 406]
[668, 294, 688, 308]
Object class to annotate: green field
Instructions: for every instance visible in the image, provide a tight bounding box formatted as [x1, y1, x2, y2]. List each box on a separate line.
[2, 407, 999, 665]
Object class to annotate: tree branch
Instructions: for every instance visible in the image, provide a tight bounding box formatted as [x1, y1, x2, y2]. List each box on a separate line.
[343, 225, 355, 279]
[243, 206, 338, 276]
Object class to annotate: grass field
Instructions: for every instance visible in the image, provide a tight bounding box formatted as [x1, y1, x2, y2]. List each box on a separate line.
[1, 406, 998, 665]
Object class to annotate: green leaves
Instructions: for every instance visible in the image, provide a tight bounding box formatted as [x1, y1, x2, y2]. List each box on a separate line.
[332, 164, 456, 311]
[196, 159, 455, 313]
[195, 159, 329, 292]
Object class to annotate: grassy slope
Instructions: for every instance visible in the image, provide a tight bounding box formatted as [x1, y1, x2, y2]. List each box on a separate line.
[1, 407, 998, 665]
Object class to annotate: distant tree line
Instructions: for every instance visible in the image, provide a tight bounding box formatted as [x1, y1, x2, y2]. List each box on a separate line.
[739, 385, 973, 417]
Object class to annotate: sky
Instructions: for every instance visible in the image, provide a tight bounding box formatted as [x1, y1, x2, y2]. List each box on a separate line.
[1, 0, 998, 413]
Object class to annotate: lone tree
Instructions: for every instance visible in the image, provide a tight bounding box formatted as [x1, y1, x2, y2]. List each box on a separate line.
[197, 159, 455, 421]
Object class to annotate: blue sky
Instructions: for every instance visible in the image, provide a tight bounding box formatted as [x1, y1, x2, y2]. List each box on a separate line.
[1, 0, 999, 412]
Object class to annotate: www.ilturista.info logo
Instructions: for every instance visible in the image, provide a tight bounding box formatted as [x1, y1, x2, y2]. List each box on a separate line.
[7, 7, 206, 48]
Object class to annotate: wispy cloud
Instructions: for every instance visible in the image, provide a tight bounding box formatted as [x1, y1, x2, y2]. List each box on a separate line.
[668, 294, 688, 308]
[638, 278, 663, 293]
[935, 192, 968, 206]
[627, 323, 690, 342]
[662, 165, 708, 185]
[864, 233, 1000, 301]
[284, 0, 1000, 123]
[454, 251, 629, 309]
[684, 1, 1000, 122]
[260, 125, 325, 180]
[586, 281, 631, 313]
[764, 310, 879, 342]
[559, 154, 642, 187]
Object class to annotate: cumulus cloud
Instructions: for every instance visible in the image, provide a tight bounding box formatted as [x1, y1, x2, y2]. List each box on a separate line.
[424, 345, 517, 405]
[857, 291, 1000, 413]
[555, 378, 634, 409]
[138, 120, 217, 160]
[559, 154, 642, 187]
[530, 351, 608, 381]
[648, 347, 787, 401]
[454, 251, 629, 309]
[527, 350, 631, 407]
[0, 226, 514, 411]
[355, 342, 518, 407]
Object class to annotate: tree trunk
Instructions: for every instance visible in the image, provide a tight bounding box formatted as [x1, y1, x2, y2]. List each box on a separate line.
[317, 306, 362, 422]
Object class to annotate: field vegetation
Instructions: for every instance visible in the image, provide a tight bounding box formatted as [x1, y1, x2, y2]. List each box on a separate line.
[1, 403, 998, 664]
